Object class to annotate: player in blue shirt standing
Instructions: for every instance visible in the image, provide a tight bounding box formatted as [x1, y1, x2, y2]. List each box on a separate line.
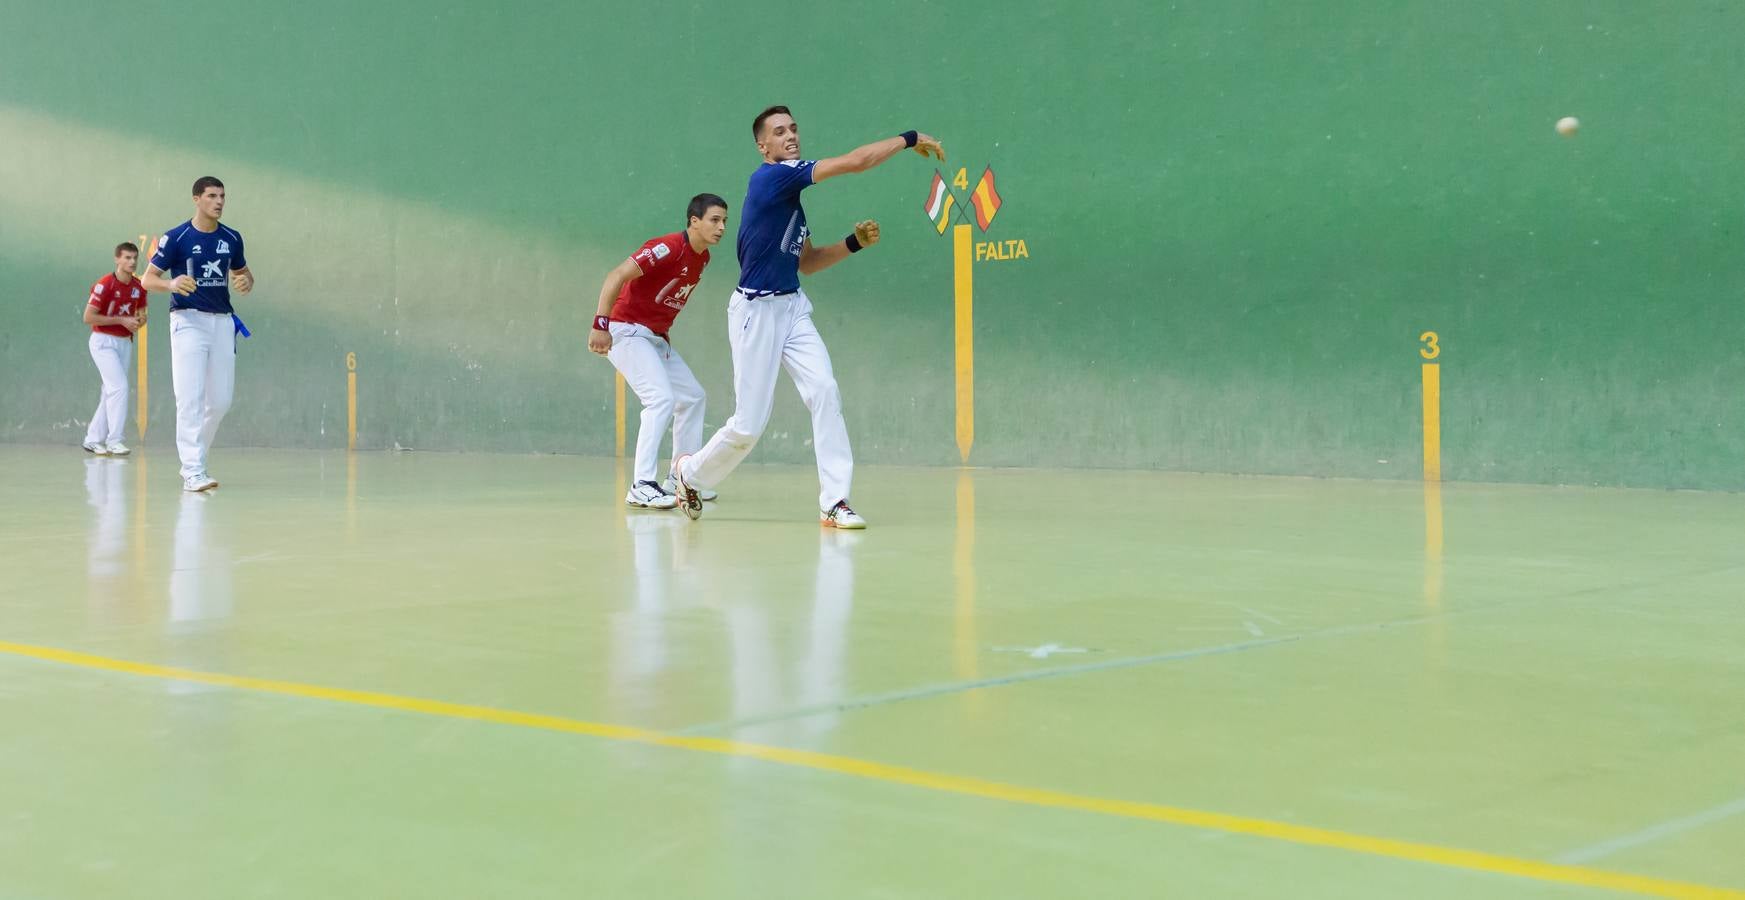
[141, 176, 254, 492]
[671, 106, 942, 528]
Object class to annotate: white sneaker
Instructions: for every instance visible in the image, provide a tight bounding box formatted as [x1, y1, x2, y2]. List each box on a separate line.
[82, 441, 109, 455]
[821, 500, 867, 529]
[669, 455, 703, 520]
[664, 478, 716, 502]
[183, 473, 219, 492]
[105, 442, 131, 456]
[625, 480, 678, 509]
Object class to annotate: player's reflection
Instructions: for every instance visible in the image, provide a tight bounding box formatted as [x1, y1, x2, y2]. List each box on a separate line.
[725, 528, 861, 743]
[84, 458, 128, 621]
[610, 513, 688, 691]
[607, 516, 861, 743]
[167, 490, 235, 681]
[84, 458, 127, 573]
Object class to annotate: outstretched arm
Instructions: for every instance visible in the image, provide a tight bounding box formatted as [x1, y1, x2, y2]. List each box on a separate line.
[813, 131, 944, 184]
[589, 258, 643, 355]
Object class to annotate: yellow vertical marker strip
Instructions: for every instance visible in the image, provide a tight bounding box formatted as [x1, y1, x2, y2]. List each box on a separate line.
[1419, 331, 1442, 482]
[135, 234, 152, 440]
[953, 223, 974, 463]
[1415, 331, 1443, 487]
[1422, 363, 1441, 482]
[346, 352, 358, 451]
[614, 371, 627, 458]
[953, 469, 978, 682]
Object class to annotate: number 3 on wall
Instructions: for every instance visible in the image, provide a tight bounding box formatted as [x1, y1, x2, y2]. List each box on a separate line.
[1419, 331, 1440, 360]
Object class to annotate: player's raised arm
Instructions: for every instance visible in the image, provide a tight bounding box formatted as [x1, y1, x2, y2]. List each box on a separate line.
[812, 131, 945, 183]
[589, 257, 644, 355]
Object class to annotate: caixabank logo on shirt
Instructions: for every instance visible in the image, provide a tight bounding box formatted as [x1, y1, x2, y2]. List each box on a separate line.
[198, 259, 227, 287]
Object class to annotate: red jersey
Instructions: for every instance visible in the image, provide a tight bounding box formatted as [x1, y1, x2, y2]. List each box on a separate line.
[87, 273, 148, 339]
[609, 232, 709, 336]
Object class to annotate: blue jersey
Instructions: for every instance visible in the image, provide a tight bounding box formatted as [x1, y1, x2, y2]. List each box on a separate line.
[150, 220, 248, 314]
[736, 159, 815, 294]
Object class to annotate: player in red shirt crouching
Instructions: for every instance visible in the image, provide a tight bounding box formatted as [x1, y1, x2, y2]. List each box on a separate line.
[589, 194, 728, 509]
[81, 242, 149, 456]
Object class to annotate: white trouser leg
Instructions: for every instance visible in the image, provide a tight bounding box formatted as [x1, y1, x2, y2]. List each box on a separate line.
[171, 311, 237, 479]
[86, 333, 133, 445]
[781, 293, 853, 511]
[608, 325, 677, 485]
[682, 291, 791, 489]
[664, 349, 706, 463]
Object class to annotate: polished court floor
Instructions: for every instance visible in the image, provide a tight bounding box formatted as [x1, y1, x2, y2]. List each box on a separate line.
[1, 445, 1742, 899]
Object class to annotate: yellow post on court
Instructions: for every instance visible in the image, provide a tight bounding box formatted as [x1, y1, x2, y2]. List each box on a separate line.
[1420, 331, 1441, 482]
[614, 371, 627, 458]
[135, 234, 151, 440]
[346, 352, 358, 451]
[954, 224, 974, 463]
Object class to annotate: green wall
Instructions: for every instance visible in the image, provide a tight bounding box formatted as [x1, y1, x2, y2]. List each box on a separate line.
[4, 2, 1742, 489]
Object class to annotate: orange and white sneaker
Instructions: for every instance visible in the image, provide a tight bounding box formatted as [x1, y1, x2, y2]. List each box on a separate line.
[669, 455, 703, 520]
[821, 500, 866, 530]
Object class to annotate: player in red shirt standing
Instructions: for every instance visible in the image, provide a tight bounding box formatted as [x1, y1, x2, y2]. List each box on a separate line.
[81, 242, 149, 456]
[589, 194, 728, 509]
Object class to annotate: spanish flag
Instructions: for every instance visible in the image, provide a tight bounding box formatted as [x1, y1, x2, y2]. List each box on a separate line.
[969, 167, 1003, 231]
[924, 170, 953, 234]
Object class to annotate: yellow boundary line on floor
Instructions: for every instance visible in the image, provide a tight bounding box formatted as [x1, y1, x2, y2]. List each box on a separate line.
[3, 639, 1739, 900]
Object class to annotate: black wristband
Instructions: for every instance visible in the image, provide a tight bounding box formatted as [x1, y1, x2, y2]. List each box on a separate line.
[845, 234, 863, 253]
[899, 130, 919, 148]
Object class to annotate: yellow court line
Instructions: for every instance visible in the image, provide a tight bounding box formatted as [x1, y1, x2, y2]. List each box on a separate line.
[1, 639, 1740, 900]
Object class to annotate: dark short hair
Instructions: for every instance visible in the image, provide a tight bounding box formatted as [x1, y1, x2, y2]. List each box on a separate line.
[114, 242, 139, 257]
[192, 176, 225, 197]
[752, 105, 792, 139]
[687, 193, 728, 227]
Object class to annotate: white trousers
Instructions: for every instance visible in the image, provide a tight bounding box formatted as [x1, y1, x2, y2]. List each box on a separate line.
[679, 289, 852, 512]
[169, 310, 237, 479]
[607, 322, 706, 485]
[84, 333, 134, 445]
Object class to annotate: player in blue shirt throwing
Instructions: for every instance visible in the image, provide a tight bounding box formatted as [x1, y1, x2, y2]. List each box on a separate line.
[141, 176, 255, 492]
[671, 106, 942, 528]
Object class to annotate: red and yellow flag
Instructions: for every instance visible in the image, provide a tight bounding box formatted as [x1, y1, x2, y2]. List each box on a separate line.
[969, 167, 1002, 231]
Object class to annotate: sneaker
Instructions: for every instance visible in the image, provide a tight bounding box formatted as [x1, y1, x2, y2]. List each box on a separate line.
[82, 441, 109, 455]
[664, 478, 717, 502]
[104, 442, 131, 456]
[669, 455, 703, 520]
[182, 473, 219, 492]
[821, 500, 867, 529]
[625, 480, 678, 509]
